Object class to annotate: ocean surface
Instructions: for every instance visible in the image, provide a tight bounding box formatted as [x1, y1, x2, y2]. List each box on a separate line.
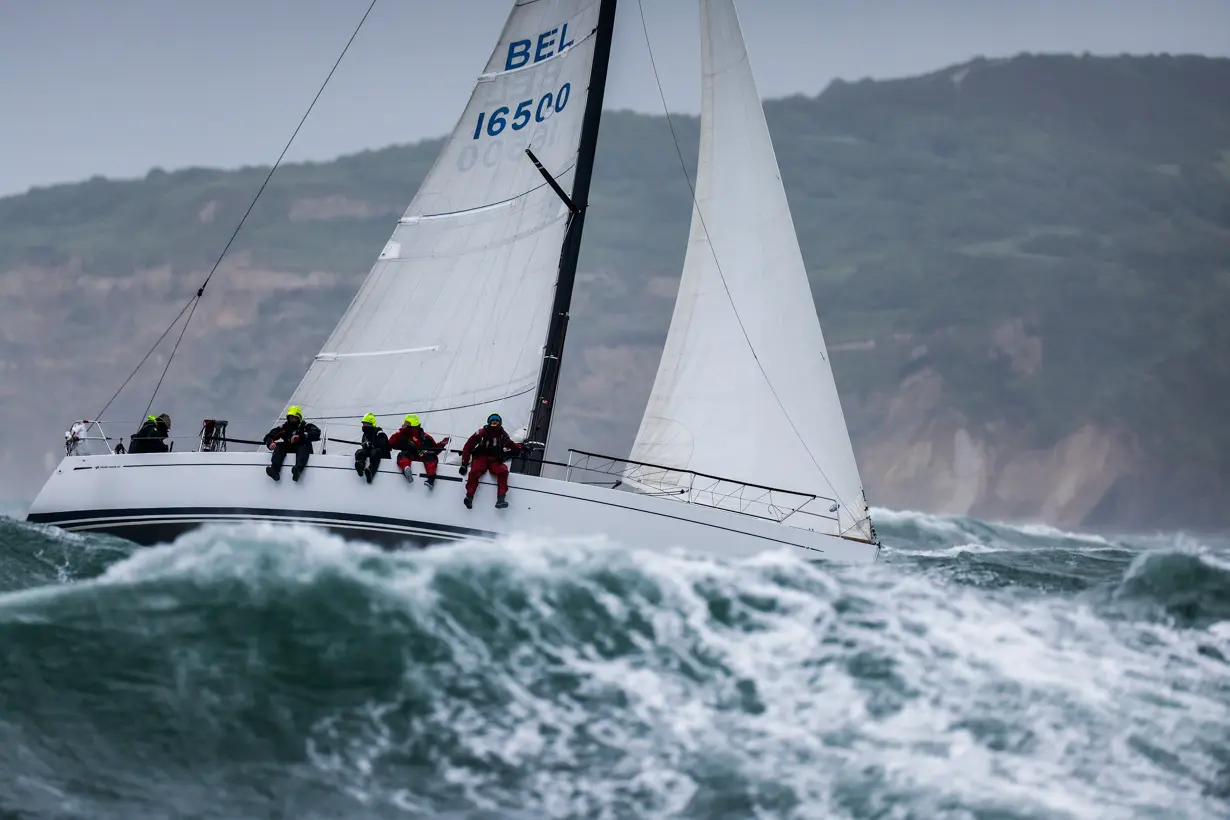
[0, 504, 1227, 819]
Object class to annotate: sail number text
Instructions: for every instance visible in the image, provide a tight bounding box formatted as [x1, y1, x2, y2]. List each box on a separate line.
[472, 84, 572, 140]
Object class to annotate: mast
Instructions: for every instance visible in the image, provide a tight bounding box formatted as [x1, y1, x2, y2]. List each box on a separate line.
[520, 0, 618, 476]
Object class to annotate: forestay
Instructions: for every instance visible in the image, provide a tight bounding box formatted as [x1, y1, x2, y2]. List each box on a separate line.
[629, 0, 873, 541]
[290, 0, 603, 441]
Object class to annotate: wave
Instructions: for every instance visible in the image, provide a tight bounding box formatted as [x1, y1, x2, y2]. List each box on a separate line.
[869, 508, 1230, 599]
[0, 515, 134, 593]
[1110, 548, 1230, 630]
[0, 522, 1226, 818]
[873, 507, 1118, 550]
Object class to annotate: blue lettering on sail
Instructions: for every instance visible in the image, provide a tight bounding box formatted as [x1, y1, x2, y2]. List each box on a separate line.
[535, 29, 557, 62]
[506, 39, 531, 71]
[471, 83, 572, 140]
[507, 22, 574, 71]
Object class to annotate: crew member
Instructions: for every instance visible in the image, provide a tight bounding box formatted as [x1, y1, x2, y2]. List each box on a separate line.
[65, 419, 92, 456]
[388, 414, 449, 487]
[129, 413, 172, 454]
[459, 412, 523, 509]
[354, 412, 390, 483]
[262, 406, 320, 482]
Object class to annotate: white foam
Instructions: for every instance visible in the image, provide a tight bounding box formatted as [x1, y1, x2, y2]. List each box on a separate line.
[887, 542, 1004, 558]
[281, 533, 1228, 816]
[1010, 521, 1113, 545]
[870, 506, 972, 537]
[3, 520, 1225, 817]
[872, 505, 1121, 550]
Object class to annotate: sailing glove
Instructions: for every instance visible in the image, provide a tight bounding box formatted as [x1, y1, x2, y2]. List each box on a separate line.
[459, 465, 468, 475]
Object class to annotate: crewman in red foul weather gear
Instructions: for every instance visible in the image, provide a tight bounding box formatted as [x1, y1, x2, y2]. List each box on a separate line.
[388, 414, 449, 488]
[459, 412, 523, 509]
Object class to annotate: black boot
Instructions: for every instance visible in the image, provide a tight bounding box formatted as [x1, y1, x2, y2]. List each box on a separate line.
[463, 494, 473, 509]
[426, 474, 435, 488]
[266, 466, 280, 482]
[495, 494, 508, 509]
[365, 466, 376, 483]
[291, 466, 302, 482]
[355, 461, 365, 476]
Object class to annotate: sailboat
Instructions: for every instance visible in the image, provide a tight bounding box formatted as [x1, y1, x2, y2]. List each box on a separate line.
[26, 0, 880, 564]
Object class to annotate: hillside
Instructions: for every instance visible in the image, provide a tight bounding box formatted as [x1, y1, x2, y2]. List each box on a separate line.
[2, 53, 1229, 529]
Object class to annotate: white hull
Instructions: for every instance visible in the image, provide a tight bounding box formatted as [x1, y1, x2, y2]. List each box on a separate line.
[26, 452, 880, 564]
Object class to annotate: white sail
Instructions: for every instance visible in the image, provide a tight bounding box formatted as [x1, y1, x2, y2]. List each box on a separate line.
[289, 0, 603, 441]
[629, 0, 873, 541]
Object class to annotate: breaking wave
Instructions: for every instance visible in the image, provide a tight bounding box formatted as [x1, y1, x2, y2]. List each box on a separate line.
[0, 511, 1226, 818]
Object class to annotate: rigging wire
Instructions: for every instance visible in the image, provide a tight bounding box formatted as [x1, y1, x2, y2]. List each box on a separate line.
[634, 0, 865, 533]
[94, 0, 381, 422]
[94, 294, 197, 421]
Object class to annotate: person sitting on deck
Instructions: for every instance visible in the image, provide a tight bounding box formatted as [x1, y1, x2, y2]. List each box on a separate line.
[262, 406, 320, 483]
[459, 412, 523, 509]
[354, 412, 390, 483]
[128, 413, 172, 454]
[388, 414, 449, 488]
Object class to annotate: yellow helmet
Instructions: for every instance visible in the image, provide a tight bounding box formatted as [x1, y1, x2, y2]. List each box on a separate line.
[361, 412, 377, 426]
[404, 414, 420, 427]
[286, 406, 303, 419]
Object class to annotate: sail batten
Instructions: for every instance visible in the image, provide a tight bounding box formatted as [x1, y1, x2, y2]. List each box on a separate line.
[288, 0, 606, 439]
[315, 345, 441, 361]
[629, 0, 873, 541]
[400, 165, 577, 225]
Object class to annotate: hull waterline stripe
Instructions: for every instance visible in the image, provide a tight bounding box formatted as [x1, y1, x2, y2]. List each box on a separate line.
[64, 516, 469, 542]
[26, 506, 494, 541]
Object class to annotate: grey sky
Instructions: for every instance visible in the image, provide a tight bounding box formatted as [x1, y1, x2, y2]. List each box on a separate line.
[2, 0, 1228, 197]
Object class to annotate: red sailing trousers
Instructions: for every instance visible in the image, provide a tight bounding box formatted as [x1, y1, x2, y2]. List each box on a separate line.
[396, 454, 438, 477]
[466, 457, 509, 496]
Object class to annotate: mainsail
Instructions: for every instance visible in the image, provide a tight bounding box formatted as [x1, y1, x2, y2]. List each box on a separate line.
[289, 0, 607, 442]
[629, 0, 873, 541]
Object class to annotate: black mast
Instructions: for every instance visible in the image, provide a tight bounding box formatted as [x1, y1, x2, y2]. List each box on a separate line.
[520, 0, 618, 476]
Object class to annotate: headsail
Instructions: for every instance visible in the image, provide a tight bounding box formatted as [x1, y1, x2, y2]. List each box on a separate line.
[629, 0, 873, 541]
[290, 0, 606, 441]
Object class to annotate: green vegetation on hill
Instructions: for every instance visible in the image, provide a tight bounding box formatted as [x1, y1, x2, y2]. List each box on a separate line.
[1, 53, 1228, 526]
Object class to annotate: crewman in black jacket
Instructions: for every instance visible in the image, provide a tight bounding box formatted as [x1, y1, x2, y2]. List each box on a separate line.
[129, 413, 171, 454]
[262, 406, 321, 482]
[354, 412, 390, 483]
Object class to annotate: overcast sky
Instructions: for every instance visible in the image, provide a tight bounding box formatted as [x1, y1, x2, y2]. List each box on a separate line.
[1, 0, 1228, 197]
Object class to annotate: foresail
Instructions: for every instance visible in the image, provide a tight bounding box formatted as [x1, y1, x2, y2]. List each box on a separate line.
[629, 0, 873, 541]
[290, 0, 604, 441]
